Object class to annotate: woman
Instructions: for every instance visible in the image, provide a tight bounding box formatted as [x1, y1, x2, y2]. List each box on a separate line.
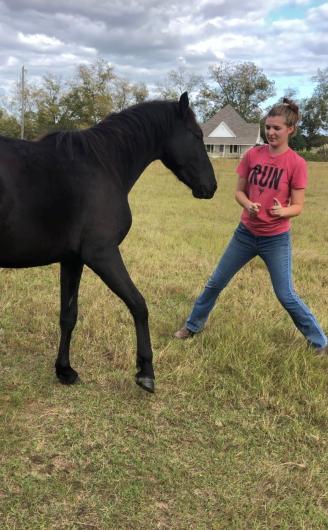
[175, 98, 327, 353]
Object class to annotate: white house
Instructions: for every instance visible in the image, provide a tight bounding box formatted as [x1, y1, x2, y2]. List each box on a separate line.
[202, 104, 263, 158]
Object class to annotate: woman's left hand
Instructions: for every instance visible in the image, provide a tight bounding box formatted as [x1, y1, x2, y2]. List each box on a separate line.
[269, 197, 285, 217]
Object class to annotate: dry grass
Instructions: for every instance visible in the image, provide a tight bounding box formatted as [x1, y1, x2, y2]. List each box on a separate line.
[1, 160, 328, 529]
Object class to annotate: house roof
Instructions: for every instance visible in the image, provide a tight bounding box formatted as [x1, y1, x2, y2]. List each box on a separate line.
[201, 104, 260, 146]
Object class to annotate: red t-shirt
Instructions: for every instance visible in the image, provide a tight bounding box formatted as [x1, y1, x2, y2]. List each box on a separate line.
[236, 145, 308, 236]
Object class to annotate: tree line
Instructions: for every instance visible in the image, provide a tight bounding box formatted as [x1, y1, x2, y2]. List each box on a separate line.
[0, 58, 327, 151]
[0, 59, 148, 140]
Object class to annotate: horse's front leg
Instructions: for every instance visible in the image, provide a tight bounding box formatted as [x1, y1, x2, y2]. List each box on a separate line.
[82, 243, 155, 393]
[55, 257, 83, 384]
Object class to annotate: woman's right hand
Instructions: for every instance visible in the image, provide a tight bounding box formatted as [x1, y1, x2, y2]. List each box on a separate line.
[247, 202, 261, 218]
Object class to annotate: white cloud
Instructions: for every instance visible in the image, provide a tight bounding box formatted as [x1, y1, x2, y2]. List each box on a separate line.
[0, 0, 326, 100]
[187, 33, 266, 59]
[7, 56, 19, 66]
[308, 2, 328, 21]
[17, 32, 63, 49]
[272, 18, 307, 30]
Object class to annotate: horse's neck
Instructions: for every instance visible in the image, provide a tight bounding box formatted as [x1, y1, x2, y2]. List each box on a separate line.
[117, 144, 156, 195]
[128, 140, 158, 182]
[110, 105, 171, 192]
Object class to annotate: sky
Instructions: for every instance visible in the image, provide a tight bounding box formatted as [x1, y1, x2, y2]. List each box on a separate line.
[0, 0, 327, 106]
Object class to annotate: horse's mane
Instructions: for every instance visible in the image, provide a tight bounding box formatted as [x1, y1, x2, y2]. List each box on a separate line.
[38, 99, 193, 167]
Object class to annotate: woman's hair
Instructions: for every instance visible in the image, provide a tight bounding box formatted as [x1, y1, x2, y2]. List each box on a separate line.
[266, 98, 300, 135]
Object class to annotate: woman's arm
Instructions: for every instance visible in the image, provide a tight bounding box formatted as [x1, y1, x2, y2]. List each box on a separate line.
[269, 188, 305, 218]
[235, 176, 261, 218]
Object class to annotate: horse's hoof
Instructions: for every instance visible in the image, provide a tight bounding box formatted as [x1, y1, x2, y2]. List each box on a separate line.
[135, 374, 155, 393]
[56, 366, 79, 385]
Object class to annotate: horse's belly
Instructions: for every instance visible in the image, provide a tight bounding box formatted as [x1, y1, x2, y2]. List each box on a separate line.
[0, 230, 68, 268]
[0, 257, 59, 268]
[0, 247, 62, 268]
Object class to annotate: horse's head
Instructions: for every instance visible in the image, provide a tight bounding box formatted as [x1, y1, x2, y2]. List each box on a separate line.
[161, 92, 217, 199]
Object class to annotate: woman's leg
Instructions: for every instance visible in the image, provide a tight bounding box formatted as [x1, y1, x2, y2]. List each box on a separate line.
[260, 232, 327, 349]
[185, 224, 257, 333]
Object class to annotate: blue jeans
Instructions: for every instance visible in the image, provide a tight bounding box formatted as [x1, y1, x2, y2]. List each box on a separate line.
[186, 223, 327, 349]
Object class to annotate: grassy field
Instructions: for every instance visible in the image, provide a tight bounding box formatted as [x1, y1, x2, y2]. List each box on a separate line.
[1, 159, 328, 529]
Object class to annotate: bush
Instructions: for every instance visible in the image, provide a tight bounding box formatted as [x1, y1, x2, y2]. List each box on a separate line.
[295, 149, 328, 162]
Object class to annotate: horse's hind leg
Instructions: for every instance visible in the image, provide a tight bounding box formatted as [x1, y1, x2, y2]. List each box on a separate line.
[82, 244, 155, 393]
[55, 257, 83, 384]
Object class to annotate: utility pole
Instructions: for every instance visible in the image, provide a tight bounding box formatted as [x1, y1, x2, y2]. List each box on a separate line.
[20, 65, 26, 139]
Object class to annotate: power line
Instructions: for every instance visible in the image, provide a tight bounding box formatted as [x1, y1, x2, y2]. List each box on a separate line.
[20, 65, 27, 139]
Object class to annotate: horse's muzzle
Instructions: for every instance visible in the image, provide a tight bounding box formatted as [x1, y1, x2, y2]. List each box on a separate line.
[192, 183, 217, 199]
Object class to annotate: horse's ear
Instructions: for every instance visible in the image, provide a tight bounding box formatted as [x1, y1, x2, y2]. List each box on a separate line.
[179, 92, 189, 117]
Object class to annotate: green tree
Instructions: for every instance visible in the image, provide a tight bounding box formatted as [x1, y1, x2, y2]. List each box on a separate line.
[197, 61, 275, 122]
[62, 59, 116, 128]
[1, 58, 153, 138]
[31, 74, 67, 135]
[0, 108, 20, 137]
[7, 72, 40, 139]
[156, 66, 203, 103]
[289, 129, 307, 151]
[111, 79, 148, 111]
[130, 82, 149, 105]
[300, 68, 328, 148]
[313, 68, 328, 129]
[301, 97, 322, 149]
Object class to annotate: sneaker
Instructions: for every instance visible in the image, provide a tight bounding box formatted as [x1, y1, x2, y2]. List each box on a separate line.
[174, 326, 194, 339]
[315, 346, 328, 357]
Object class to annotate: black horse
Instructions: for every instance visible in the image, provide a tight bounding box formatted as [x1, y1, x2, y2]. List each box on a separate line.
[0, 92, 217, 393]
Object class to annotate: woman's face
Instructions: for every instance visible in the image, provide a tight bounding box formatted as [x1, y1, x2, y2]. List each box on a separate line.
[265, 115, 294, 150]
